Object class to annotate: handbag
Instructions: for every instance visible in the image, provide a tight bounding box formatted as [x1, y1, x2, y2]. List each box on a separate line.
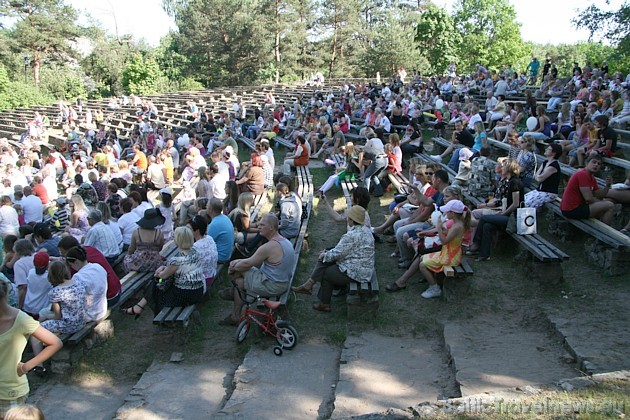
[417, 235, 442, 255]
[516, 207, 537, 235]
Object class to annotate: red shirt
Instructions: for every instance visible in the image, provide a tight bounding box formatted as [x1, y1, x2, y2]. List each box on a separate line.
[560, 169, 599, 212]
[32, 184, 50, 205]
[69, 246, 121, 299]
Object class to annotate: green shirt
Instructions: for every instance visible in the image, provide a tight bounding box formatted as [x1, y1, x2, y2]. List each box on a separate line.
[0, 311, 39, 400]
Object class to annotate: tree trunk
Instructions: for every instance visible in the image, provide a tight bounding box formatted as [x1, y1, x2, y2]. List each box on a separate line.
[328, 5, 339, 78]
[33, 55, 40, 85]
[274, 0, 280, 84]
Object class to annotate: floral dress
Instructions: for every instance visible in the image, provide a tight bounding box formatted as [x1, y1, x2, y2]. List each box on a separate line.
[68, 210, 90, 240]
[41, 281, 87, 335]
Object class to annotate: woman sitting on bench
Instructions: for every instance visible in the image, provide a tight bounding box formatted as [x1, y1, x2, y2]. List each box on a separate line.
[292, 206, 374, 313]
[467, 160, 524, 262]
[123, 226, 205, 318]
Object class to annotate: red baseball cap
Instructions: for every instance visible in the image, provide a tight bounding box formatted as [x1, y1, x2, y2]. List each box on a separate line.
[33, 252, 50, 275]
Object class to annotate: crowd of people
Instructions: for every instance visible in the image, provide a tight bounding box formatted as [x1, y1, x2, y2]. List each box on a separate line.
[1, 57, 630, 416]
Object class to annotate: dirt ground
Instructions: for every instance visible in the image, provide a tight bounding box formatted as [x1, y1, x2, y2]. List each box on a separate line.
[26, 145, 630, 418]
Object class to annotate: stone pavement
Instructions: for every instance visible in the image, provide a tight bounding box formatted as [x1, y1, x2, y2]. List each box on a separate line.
[333, 333, 447, 418]
[29, 377, 134, 420]
[29, 326, 625, 419]
[443, 321, 577, 396]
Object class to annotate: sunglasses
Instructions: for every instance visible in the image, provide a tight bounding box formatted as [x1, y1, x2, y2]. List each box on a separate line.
[65, 257, 77, 263]
[425, 172, 434, 176]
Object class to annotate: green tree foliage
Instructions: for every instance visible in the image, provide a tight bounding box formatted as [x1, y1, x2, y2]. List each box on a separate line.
[163, 0, 275, 86]
[415, 6, 460, 74]
[121, 53, 164, 95]
[81, 29, 142, 97]
[0, 65, 53, 110]
[452, 0, 525, 72]
[573, 2, 630, 57]
[0, 0, 80, 84]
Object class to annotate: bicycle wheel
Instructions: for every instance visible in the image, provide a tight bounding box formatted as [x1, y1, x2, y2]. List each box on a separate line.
[276, 323, 298, 350]
[235, 319, 250, 344]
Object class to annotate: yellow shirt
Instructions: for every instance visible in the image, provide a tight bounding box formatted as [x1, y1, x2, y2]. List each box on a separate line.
[0, 311, 40, 400]
[163, 156, 174, 181]
[93, 153, 108, 167]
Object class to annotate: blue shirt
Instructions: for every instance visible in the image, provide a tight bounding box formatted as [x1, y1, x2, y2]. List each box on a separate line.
[36, 237, 61, 257]
[207, 214, 234, 262]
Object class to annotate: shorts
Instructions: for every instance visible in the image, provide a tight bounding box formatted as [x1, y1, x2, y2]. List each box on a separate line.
[0, 396, 28, 418]
[243, 267, 288, 298]
[562, 204, 590, 220]
[596, 148, 613, 158]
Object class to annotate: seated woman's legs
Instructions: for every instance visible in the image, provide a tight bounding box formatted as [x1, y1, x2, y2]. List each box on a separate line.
[316, 263, 353, 306]
[472, 214, 508, 258]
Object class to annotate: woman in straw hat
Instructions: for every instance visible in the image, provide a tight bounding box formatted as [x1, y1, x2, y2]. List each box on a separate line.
[292, 205, 374, 312]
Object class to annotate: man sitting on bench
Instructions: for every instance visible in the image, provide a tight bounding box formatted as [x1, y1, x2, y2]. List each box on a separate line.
[220, 214, 295, 326]
[560, 154, 615, 225]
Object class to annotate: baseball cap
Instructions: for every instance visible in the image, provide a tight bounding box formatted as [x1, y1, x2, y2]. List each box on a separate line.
[33, 252, 50, 275]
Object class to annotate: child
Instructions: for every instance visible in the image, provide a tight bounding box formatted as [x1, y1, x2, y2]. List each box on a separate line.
[574, 120, 598, 167]
[453, 148, 474, 188]
[385, 143, 400, 175]
[156, 188, 176, 241]
[37, 260, 87, 334]
[20, 252, 52, 319]
[49, 198, 69, 232]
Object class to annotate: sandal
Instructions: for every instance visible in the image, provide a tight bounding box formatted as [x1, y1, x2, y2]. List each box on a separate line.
[385, 282, 407, 292]
[122, 303, 144, 320]
[291, 281, 314, 295]
[312, 303, 332, 312]
[475, 256, 490, 262]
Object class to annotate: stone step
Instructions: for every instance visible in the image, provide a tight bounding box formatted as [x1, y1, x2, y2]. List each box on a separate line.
[114, 359, 239, 419]
[332, 332, 456, 418]
[218, 343, 340, 419]
[28, 378, 134, 420]
[545, 306, 630, 375]
[442, 320, 578, 397]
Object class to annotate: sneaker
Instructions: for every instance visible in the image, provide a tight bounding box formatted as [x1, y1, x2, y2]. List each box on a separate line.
[421, 284, 442, 299]
[429, 155, 442, 161]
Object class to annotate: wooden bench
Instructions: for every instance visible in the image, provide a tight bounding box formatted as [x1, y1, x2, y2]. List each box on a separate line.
[347, 269, 380, 319]
[279, 165, 313, 307]
[237, 134, 257, 152]
[439, 260, 474, 302]
[545, 199, 630, 276]
[387, 172, 411, 195]
[509, 232, 569, 284]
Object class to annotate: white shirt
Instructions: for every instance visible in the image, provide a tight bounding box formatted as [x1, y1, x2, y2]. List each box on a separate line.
[13, 256, 34, 296]
[84, 221, 121, 258]
[265, 149, 275, 171]
[208, 173, 228, 200]
[106, 220, 124, 248]
[118, 212, 140, 245]
[133, 201, 154, 218]
[0, 205, 19, 237]
[22, 269, 52, 314]
[74, 263, 108, 322]
[170, 147, 180, 169]
[21, 194, 44, 223]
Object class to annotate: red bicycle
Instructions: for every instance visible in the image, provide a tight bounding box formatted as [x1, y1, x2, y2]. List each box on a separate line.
[233, 283, 298, 356]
